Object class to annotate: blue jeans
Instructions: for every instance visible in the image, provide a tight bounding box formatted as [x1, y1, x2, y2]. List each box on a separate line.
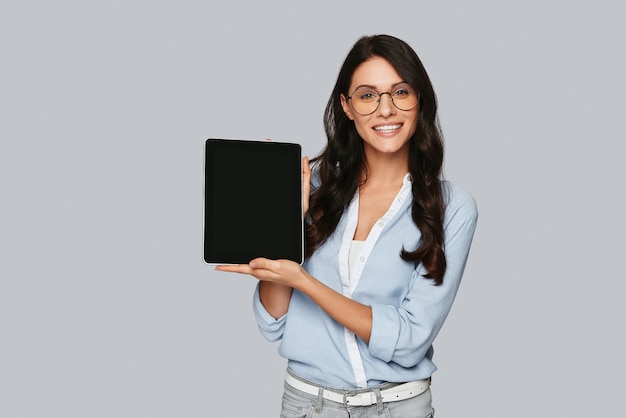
[280, 372, 435, 418]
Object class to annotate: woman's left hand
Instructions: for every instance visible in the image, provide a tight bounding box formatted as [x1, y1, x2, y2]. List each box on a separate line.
[302, 156, 311, 217]
[215, 258, 307, 289]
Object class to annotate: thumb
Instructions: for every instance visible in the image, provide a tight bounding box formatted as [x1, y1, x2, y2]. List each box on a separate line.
[249, 258, 270, 269]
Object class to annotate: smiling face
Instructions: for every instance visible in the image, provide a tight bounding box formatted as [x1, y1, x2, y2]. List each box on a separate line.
[340, 56, 419, 161]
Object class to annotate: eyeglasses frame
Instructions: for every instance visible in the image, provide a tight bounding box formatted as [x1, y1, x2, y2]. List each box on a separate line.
[346, 84, 420, 116]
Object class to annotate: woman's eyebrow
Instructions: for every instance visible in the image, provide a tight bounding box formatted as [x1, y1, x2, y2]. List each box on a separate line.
[352, 83, 377, 90]
[352, 81, 408, 90]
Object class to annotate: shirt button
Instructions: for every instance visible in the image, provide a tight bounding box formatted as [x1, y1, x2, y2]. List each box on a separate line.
[398, 197, 404, 203]
[359, 256, 365, 262]
[378, 221, 384, 227]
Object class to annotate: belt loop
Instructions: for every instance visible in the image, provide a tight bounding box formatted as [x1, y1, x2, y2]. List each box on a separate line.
[374, 387, 384, 414]
[315, 386, 324, 413]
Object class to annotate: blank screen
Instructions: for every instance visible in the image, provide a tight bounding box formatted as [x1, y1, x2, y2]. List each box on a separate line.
[204, 139, 302, 264]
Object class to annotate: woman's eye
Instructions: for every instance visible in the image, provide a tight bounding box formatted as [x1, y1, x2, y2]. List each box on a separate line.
[359, 91, 378, 102]
[393, 88, 410, 98]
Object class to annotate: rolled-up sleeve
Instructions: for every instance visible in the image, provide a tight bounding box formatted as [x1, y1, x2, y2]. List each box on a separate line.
[368, 186, 478, 366]
[252, 283, 287, 342]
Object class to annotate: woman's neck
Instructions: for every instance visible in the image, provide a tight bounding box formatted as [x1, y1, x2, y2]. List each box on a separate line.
[361, 152, 409, 188]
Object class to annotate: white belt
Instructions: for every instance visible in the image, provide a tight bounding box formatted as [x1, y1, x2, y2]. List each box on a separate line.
[285, 370, 430, 407]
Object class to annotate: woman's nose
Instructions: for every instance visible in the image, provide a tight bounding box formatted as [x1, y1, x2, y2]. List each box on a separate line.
[376, 93, 396, 117]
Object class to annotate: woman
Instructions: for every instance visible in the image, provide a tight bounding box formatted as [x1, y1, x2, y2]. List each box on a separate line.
[216, 34, 478, 418]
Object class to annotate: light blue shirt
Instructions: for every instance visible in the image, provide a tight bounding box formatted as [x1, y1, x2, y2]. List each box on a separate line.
[253, 174, 478, 390]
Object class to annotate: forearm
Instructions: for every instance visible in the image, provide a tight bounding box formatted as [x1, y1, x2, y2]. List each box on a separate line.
[298, 271, 372, 343]
[259, 282, 293, 319]
[217, 258, 371, 340]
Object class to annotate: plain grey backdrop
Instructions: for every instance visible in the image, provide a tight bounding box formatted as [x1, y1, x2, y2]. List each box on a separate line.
[1, 1, 624, 416]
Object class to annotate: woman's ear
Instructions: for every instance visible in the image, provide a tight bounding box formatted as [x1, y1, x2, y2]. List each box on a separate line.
[340, 94, 354, 120]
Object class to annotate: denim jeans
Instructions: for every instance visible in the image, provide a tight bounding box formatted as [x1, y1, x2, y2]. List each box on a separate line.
[280, 372, 435, 418]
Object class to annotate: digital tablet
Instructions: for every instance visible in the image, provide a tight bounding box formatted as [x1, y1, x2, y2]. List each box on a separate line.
[204, 138, 303, 265]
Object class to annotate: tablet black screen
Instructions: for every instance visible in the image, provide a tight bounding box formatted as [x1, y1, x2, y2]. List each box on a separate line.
[204, 138, 303, 264]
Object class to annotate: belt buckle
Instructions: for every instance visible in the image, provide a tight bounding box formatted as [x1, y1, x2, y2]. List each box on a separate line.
[343, 391, 375, 407]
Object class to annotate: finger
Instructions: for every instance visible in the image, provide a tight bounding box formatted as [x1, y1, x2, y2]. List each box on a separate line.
[302, 156, 311, 216]
[302, 156, 311, 179]
[215, 262, 279, 283]
[214, 264, 254, 274]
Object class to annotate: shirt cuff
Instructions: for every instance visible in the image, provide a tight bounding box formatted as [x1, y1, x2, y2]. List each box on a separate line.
[252, 284, 287, 341]
[367, 304, 400, 362]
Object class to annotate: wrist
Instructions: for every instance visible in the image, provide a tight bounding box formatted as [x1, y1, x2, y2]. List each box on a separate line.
[294, 268, 316, 293]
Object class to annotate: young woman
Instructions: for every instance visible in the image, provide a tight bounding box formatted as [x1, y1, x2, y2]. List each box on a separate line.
[217, 34, 478, 418]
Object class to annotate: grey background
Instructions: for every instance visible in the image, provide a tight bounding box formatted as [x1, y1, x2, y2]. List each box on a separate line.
[1, 1, 624, 416]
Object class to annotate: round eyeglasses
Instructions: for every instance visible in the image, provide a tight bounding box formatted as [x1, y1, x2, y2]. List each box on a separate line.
[347, 83, 419, 115]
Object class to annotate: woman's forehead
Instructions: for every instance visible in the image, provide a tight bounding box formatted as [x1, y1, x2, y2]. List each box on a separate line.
[350, 57, 404, 90]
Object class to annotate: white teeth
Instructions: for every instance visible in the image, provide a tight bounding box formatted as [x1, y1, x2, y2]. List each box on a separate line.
[374, 124, 401, 132]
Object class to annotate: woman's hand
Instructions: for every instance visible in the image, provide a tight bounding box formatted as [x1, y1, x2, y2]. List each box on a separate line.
[302, 156, 311, 218]
[215, 258, 308, 289]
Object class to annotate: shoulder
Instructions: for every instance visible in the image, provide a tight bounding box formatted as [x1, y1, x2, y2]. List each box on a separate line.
[310, 167, 321, 188]
[441, 180, 479, 222]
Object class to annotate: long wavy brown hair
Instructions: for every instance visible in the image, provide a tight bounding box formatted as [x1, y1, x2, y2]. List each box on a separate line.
[305, 34, 447, 285]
